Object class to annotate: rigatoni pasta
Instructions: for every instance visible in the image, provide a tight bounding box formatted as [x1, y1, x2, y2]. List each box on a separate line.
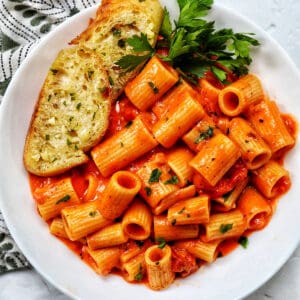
[228, 117, 271, 170]
[251, 160, 291, 198]
[144, 245, 175, 290]
[125, 55, 179, 111]
[218, 74, 264, 116]
[246, 99, 295, 155]
[27, 31, 296, 291]
[189, 133, 241, 186]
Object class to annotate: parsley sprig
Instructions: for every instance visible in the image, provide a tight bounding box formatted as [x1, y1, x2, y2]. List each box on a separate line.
[116, 33, 155, 73]
[160, 0, 260, 83]
[116, 0, 259, 84]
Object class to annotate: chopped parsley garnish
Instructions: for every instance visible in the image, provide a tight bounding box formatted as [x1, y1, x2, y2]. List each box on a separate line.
[56, 195, 71, 205]
[134, 264, 143, 281]
[116, 0, 259, 84]
[194, 126, 214, 144]
[144, 186, 152, 196]
[238, 236, 249, 249]
[148, 168, 162, 183]
[223, 191, 232, 202]
[66, 138, 72, 146]
[45, 134, 50, 141]
[109, 76, 114, 86]
[148, 81, 159, 94]
[157, 237, 166, 249]
[115, 33, 155, 73]
[76, 102, 82, 110]
[220, 223, 233, 234]
[164, 175, 179, 185]
[50, 69, 58, 75]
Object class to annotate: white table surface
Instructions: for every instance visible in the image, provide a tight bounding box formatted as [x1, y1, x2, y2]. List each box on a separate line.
[1, 0, 300, 299]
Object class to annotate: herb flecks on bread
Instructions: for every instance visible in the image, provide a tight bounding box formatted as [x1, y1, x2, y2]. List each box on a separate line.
[24, 47, 111, 176]
[24, 0, 163, 176]
[70, 0, 164, 99]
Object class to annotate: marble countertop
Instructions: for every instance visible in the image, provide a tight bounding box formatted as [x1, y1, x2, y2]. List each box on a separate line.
[1, 0, 300, 299]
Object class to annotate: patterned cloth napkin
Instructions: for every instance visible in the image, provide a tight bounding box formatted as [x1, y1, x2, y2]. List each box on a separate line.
[0, 0, 98, 273]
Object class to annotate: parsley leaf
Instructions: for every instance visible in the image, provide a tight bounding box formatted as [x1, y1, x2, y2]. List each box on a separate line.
[148, 168, 162, 183]
[220, 223, 233, 234]
[144, 186, 152, 196]
[116, 0, 260, 84]
[160, 7, 173, 40]
[194, 126, 214, 144]
[115, 34, 155, 73]
[157, 237, 166, 249]
[177, 0, 213, 28]
[223, 191, 232, 202]
[116, 54, 150, 73]
[134, 264, 143, 281]
[56, 195, 71, 205]
[238, 236, 249, 249]
[164, 175, 179, 185]
[127, 33, 154, 52]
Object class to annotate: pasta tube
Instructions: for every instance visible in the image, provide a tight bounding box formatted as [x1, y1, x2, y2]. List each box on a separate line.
[237, 186, 272, 230]
[175, 238, 222, 263]
[182, 115, 218, 152]
[152, 91, 205, 148]
[167, 195, 210, 225]
[152, 185, 196, 215]
[166, 147, 194, 187]
[36, 177, 80, 221]
[212, 178, 248, 211]
[246, 99, 295, 155]
[218, 74, 264, 116]
[228, 117, 271, 170]
[144, 245, 175, 290]
[122, 252, 146, 282]
[189, 133, 240, 186]
[252, 160, 291, 198]
[201, 210, 246, 242]
[91, 117, 158, 177]
[125, 55, 179, 111]
[61, 201, 112, 241]
[87, 222, 128, 250]
[137, 153, 179, 208]
[152, 79, 195, 119]
[153, 215, 199, 241]
[99, 171, 141, 219]
[49, 217, 68, 239]
[122, 199, 152, 240]
[84, 246, 120, 275]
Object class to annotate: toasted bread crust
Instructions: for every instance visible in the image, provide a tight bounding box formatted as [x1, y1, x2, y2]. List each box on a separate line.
[71, 0, 164, 99]
[24, 0, 163, 176]
[24, 47, 111, 176]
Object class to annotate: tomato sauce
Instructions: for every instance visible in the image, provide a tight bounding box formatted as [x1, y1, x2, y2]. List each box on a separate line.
[28, 67, 296, 288]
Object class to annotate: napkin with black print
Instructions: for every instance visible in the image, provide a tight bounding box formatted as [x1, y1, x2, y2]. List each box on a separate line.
[0, 0, 98, 273]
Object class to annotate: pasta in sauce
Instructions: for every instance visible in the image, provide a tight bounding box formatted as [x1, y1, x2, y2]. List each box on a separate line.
[29, 55, 297, 291]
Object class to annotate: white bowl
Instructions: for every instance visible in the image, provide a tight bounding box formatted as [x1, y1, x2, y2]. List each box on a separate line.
[0, 1, 300, 299]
